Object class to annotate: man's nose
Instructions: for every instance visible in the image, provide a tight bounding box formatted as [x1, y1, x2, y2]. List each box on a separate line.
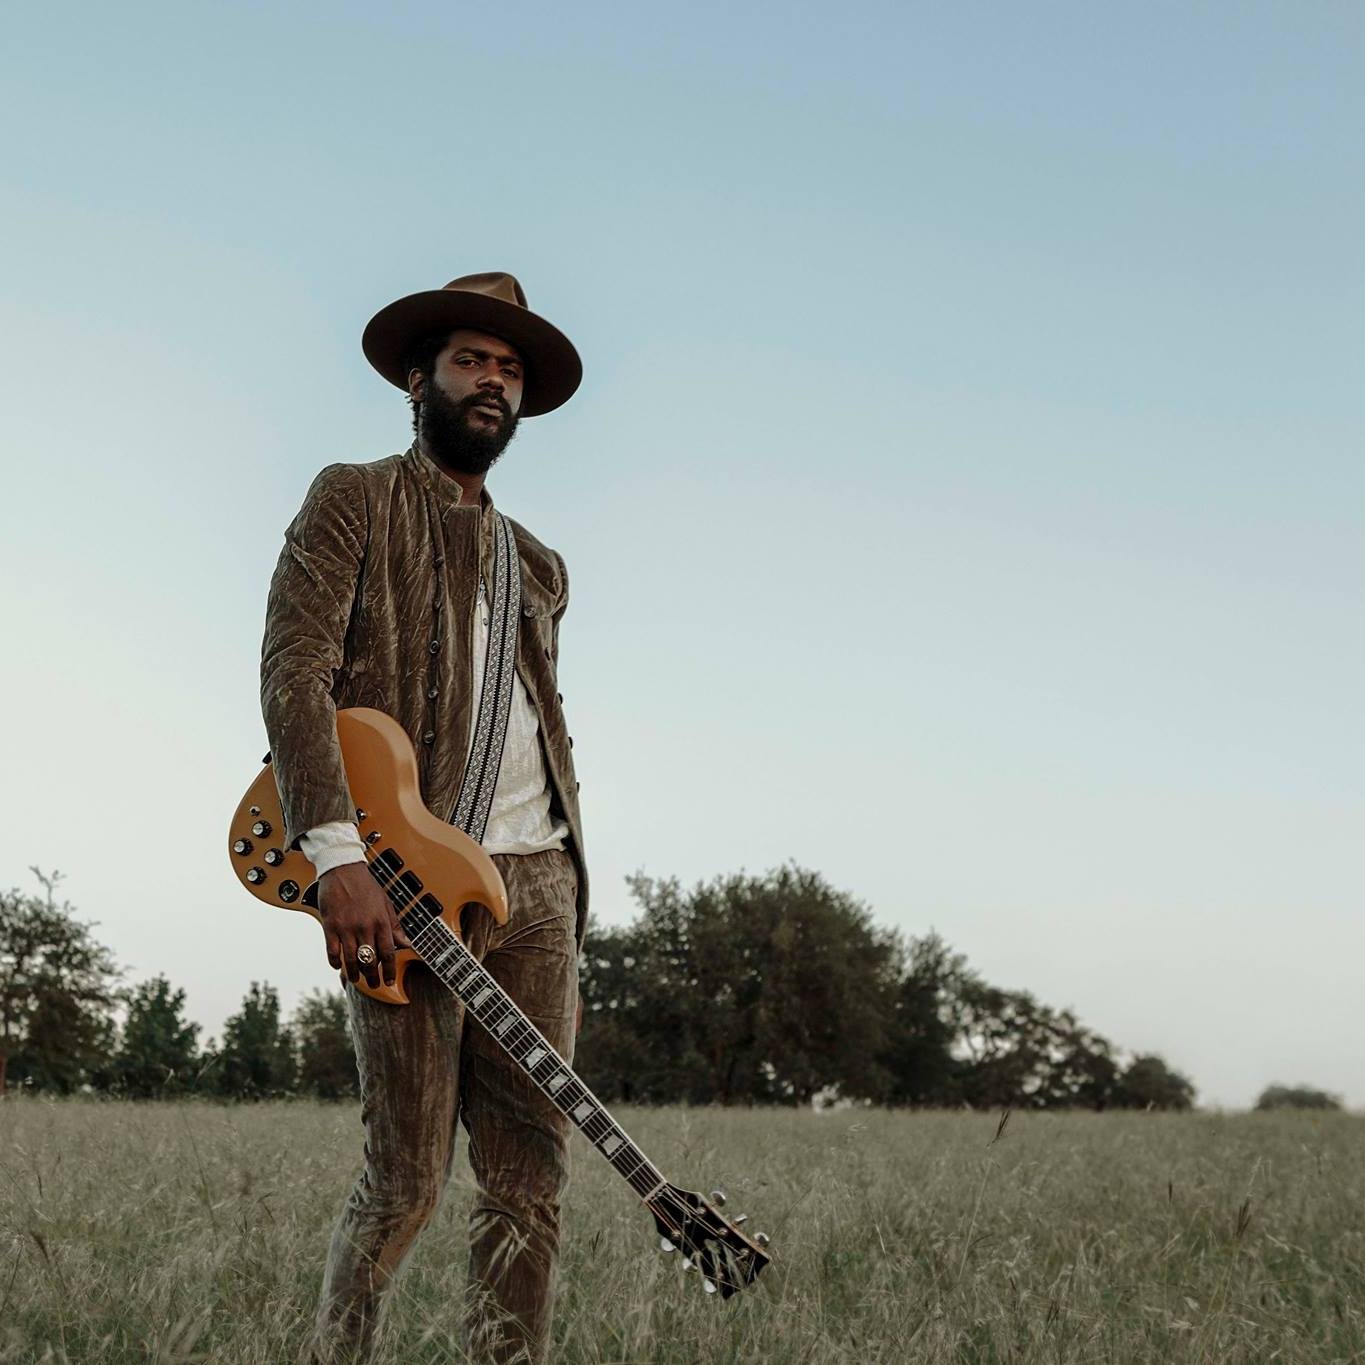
[477, 368, 505, 394]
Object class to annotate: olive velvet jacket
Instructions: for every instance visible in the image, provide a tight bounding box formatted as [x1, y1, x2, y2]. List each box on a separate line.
[259, 444, 588, 945]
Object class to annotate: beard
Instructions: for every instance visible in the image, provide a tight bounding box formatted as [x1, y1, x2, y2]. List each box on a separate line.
[419, 380, 520, 477]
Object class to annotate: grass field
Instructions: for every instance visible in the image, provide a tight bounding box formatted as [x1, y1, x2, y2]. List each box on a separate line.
[1, 1099, 1362, 1363]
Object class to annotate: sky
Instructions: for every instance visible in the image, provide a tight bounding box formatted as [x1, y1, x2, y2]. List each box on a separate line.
[1, 2, 1360, 1109]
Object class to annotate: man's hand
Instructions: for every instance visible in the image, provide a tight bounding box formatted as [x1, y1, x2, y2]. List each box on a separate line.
[317, 863, 413, 989]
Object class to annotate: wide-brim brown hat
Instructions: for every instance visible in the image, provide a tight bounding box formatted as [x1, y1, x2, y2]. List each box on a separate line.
[362, 271, 581, 417]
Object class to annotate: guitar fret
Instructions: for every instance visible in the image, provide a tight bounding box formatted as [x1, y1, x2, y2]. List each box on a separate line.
[382, 898, 669, 1218]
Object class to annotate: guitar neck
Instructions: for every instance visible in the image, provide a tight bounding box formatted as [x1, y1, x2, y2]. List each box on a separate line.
[367, 852, 667, 1203]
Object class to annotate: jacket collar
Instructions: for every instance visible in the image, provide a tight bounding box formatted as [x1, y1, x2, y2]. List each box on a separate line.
[404, 443, 495, 514]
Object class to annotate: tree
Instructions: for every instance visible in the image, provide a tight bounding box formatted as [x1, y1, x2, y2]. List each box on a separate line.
[577, 865, 900, 1105]
[0, 868, 120, 1094]
[1255, 1083, 1342, 1112]
[205, 982, 297, 1099]
[1112, 1054, 1195, 1111]
[880, 932, 969, 1106]
[113, 975, 201, 1098]
[293, 989, 358, 1100]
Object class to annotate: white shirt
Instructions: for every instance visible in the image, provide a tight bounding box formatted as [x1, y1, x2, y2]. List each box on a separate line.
[300, 579, 567, 876]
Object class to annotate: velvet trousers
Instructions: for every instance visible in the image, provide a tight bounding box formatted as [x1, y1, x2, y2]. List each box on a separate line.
[306, 847, 580, 1364]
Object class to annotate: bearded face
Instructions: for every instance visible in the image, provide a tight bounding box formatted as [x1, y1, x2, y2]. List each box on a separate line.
[418, 373, 521, 477]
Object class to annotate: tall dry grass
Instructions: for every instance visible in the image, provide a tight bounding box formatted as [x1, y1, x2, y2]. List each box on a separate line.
[1, 1099, 1361, 1362]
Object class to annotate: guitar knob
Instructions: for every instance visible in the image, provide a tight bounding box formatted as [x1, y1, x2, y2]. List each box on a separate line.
[246, 867, 266, 884]
[263, 848, 284, 866]
[251, 820, 272, 838]
[232, 838, 253, 856]
[278, 880, 300, 902]
[659, 1237, 676, 1254]
[710, 1189, 727, 1207]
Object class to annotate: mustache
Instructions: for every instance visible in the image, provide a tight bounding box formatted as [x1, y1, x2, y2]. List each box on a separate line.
[461, 392, 510, 419]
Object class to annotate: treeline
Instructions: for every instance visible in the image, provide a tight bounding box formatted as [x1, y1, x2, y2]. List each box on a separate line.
[3, 864, 1199, 1109]
[0, 869, 356, 1099]
[576, 866, 1197, 1110]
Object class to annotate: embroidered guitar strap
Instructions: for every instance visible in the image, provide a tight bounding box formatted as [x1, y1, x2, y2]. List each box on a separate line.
[450, 510, 522, 844]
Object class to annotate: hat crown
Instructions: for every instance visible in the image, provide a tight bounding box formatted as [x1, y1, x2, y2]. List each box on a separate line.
[442, 271, 528, 310]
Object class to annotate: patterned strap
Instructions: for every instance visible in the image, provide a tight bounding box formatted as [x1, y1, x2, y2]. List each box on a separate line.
[450, 511, 522, 844]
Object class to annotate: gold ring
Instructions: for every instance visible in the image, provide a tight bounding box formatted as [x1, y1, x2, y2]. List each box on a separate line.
[356, 944, 377, 966]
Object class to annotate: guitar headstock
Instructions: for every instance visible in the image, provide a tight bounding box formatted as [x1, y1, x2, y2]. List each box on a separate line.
[647, 1182, 771, 1299]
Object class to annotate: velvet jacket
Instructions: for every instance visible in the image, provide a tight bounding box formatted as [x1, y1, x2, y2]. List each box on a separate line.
[259, 444, 588, 945]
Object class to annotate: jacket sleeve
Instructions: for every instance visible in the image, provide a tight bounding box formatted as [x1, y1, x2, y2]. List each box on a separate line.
[260, 462, 368, 851]
[550, 549, 569, 666]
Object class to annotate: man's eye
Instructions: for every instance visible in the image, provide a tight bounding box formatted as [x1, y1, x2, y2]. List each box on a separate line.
[502, 368, 520, 379]
[456, 356, 476, 367]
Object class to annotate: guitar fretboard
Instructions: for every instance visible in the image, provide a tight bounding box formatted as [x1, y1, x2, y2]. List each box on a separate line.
[365, 847, 665, 1202]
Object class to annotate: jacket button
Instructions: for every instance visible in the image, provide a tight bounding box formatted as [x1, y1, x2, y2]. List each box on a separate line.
[422, 731, 435, 745]
[429, 640, 440, 654]
[522, 603, 535, 617]
[427, 686, 439, 699]
[434, 555, 444, 567]
[432, 599, 442, 613]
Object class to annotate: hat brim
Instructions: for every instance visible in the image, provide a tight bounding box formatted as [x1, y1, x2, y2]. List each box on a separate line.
[362, 290, 582, 417]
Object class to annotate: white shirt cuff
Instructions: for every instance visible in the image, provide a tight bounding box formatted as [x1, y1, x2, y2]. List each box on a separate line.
[299, 821, 368, 877]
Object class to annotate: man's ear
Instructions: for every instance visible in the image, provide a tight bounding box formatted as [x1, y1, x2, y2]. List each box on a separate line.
[408, 368, 426, 403]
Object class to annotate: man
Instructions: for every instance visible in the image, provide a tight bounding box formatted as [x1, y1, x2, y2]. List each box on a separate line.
[259, 272, 588, 1364]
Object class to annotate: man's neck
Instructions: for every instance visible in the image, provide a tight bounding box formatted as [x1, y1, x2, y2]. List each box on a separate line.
[417, 434, 487, 507]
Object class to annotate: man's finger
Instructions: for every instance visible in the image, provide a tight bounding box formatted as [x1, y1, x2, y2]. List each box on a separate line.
[341, 935, 362, 983]
[324, 926, 342, 972]
[375, 916, 397, 987]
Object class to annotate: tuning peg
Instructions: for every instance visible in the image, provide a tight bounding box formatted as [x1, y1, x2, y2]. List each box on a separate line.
[682, 1257, 696, 1271]
[733, 1214, 748, 1224]
[710, 1189, 727, 1206]
[755, 1233, 771, 1247]
[660, 1237, 676, 1253]
[703, 1278, 718, 1294]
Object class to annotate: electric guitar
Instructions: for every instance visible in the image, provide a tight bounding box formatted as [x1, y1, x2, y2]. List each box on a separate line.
[228, 706, 771, 1298]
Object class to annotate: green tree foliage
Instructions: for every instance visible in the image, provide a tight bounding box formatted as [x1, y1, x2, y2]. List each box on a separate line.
[578, 869, 1197, 1111]
[113, 975, 201, 1098]
[1111, 1054, 1196, 1111]
[204, 982, 297, 1099]
[292, 989, 358, 1100]
[0, 869, 119, 1094]
[1255, 1083, 1342, 1112]
[578, 865, 901, 1104]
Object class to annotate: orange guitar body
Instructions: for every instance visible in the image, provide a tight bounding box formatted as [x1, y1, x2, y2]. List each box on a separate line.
[227, 707, 509, 1005]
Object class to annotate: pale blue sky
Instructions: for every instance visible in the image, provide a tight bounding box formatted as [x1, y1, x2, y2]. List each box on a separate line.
[2, 3, 1360, 1107]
